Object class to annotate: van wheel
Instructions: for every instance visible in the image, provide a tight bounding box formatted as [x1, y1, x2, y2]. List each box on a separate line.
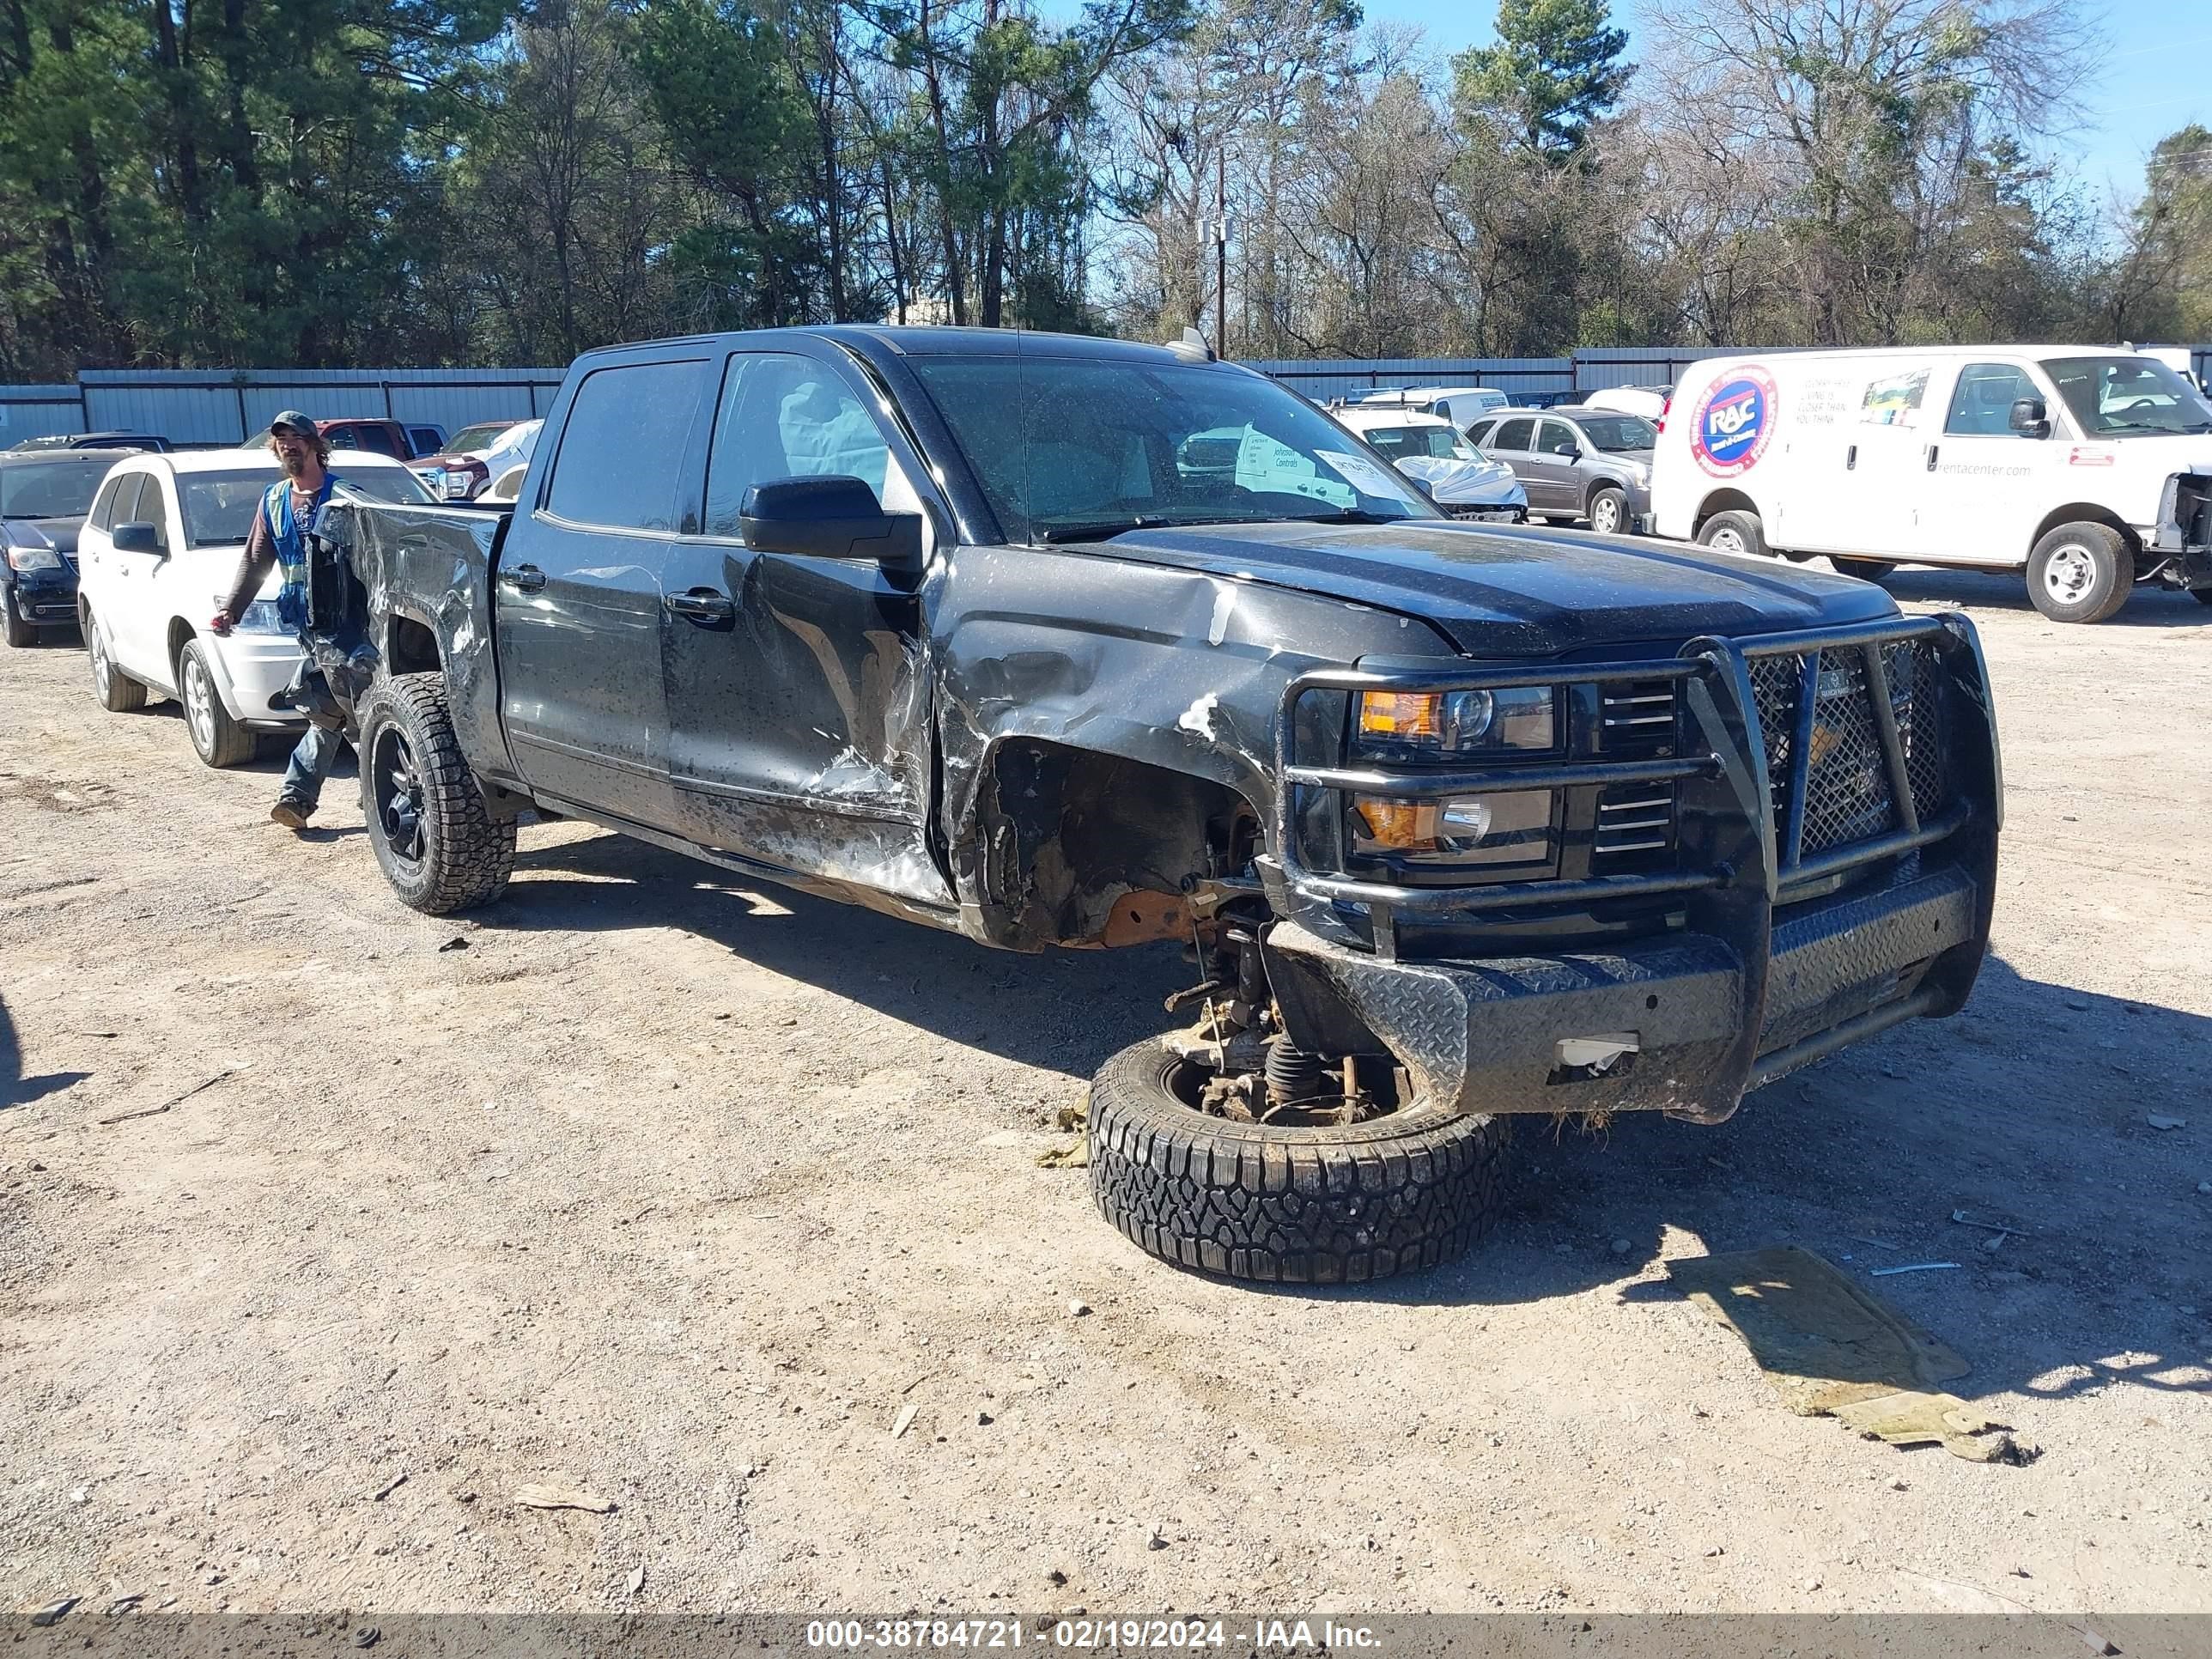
[2027, 523, 2130, 623]
[1697, 510, 1768, 559]
[86, 611, 147, 712]
[1831, 557, 1897, 581]
[178, 640, 258, 768]
[1588, 485, 1630, 536]
[356, 672, 515, 914]
[1085, 1036, 1511, 1285]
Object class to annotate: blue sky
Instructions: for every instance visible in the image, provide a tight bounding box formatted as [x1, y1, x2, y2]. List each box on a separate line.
[1358, 0, 2204, 202]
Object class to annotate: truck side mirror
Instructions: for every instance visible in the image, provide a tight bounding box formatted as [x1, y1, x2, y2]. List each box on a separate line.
[740, 476, 925, 575]
[1409, 477, 1437, 501]
[2008, 397, 2051, 439]
[111, 521, 162, 556]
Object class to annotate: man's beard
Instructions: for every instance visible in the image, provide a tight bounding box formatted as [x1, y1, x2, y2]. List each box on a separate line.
[281, 449, 309, 478]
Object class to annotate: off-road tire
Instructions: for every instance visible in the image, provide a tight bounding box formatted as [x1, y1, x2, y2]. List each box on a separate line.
[1587, 484, 1631, 536]
[86, 609, 147, 712]
[356, 672, 514, 914]
[1086, 1036, 1511, 1285]
[3, 589, 35, 647]
[1696, 509, 1769, 560]
[2027, 521, 2130, 623]
[179, 639, 257, 768]
[1831, 557, 1897, 581]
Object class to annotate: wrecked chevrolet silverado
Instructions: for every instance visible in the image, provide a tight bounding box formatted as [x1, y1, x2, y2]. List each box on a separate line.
[303, 327, 2002, 1285]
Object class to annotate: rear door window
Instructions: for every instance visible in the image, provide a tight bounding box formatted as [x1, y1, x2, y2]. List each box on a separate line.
[545, 359, 713, 532]
[87, 475, 124, 531]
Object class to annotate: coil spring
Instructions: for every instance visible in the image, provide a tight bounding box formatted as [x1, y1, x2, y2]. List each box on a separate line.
[1265, 1039, 1326, 1106]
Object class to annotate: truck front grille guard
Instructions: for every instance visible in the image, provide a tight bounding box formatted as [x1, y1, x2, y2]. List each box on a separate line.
[1272, 613, 1989, 943]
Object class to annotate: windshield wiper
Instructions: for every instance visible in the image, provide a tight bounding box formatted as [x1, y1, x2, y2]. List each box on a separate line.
[1291, 509, 1416, 526]
[1034, 514, 1244, 544]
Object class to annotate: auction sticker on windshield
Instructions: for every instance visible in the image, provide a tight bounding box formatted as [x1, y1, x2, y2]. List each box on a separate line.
[1691, 367, 1778, 477]
[1315, 448, 1407, 501]
[1235, 429, 1352, 506]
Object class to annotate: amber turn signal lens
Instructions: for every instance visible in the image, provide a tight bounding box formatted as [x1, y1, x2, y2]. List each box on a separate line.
[1353, 796, 1438, 849]
[1357, 692, 1441, 739]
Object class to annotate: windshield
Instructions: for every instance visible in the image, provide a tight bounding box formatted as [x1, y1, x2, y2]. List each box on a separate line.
[1358, 425, 1470, 462]
[1575, 416, 1656, 453]
[2045, 357, 2212, 437]
[0, 459, 112, 518]
[907, 357, 1436, 542]
[448, 422, 514, 454]
[336, 467, 436, 506]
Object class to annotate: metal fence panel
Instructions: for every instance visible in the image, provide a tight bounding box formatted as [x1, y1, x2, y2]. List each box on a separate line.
[0, 386, 84, 444]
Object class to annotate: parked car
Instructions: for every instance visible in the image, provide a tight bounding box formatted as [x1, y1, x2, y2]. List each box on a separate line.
[1582, 386, 1669, 420]
[247, 417, 443, 462]
[1352, 386, 1511, 428]
[1, 449, 142, 645]
[301, 325, 1999, 1287]
[10, 430, 173, 453]
[408, 419, 542, 501]
[73, 448, 435, 767]
[1329, 407, 1526, 521]
[1504, 390, 1578, 410]
[1466, 406, 1656, 535]
[1648, 346, 2212, 621]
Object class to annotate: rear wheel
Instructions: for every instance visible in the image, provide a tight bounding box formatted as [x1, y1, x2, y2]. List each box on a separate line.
[1697, 509, 1768, 559]
[356, 672, 514, 913]
[1587, 484, 1630, 536]
[1086, 1036, 1510, 1285]
[1831, 557, 1897, 581]
[86, 610, 147, 712]
[179, 639, 257, 768]
[2, 588, 35, 647]
[2027, 522, 2130, 623]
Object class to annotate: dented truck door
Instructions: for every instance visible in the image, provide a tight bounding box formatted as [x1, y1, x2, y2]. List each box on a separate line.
[656, 346, 954, 909]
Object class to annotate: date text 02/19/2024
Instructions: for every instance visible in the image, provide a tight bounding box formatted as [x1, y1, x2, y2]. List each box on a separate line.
[803, 1619, 1382, 1650]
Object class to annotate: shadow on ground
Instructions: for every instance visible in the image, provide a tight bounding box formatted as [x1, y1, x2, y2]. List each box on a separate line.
[0, 993, 88, 1109]
[486, 829, 2210, 1416]
[1878, 566, 2212, 626]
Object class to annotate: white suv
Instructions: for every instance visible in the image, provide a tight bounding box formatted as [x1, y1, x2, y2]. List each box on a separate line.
[75, 449, 434, 766]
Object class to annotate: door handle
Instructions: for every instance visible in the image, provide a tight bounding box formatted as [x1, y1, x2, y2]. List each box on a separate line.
[1925, 445, 1940, 471]
[500, 563, 547, 592]
[1845, 444, 1857, 471]
[664, 587, 734, 623]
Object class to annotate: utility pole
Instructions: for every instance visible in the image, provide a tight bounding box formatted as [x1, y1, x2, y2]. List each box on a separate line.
[1215, 148, 1230, 358]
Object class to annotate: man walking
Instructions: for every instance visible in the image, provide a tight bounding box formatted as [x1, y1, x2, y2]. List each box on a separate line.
[209, 412, 343, 830]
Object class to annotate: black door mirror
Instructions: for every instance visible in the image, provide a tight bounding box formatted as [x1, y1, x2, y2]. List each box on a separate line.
[2008, 397, 2051, 439]
[111, 521, 161, 555]
[739, 476, 924, 575]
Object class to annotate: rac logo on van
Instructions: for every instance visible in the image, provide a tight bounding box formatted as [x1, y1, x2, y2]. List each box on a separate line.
[1691, 368, 1778, 477]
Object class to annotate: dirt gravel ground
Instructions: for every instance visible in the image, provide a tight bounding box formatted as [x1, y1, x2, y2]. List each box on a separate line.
[2, 567, 2209, 1621]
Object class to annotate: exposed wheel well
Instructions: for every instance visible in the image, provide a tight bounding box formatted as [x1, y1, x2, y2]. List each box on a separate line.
[1692, 489, 1759, 536]
[976, 738, 1259, 951]
[386, 613, 441, 676]
[167, 617, 196, 684]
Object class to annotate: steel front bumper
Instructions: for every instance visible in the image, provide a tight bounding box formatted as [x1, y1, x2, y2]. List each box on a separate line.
[1266, 861, 1983, 1122]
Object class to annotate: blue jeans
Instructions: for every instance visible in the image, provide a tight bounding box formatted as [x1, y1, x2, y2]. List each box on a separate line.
[280, 723, 342, 808]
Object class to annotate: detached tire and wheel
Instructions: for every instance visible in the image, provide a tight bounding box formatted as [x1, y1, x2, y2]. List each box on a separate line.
[356, 672, 514, 914]
[2027, 521, 2131, 623]
[1085, 1037, 1510, 1285]
[1831, 557, 1897, 581]
[86, 610, 147, 712]
[1587, 484, 1631, 536]
[3, 589, 36, 647]
[178, 640, 257, 768]
[1696, 509, 1768, 559]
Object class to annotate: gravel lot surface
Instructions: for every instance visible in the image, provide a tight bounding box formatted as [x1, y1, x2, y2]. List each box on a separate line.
[3, 568, 2208, 1620]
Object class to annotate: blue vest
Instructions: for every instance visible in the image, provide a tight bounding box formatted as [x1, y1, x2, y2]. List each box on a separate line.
[263, 473, 337, 630]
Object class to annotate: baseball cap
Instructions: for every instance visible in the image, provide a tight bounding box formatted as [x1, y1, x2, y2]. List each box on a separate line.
[268, 410, 319, 437]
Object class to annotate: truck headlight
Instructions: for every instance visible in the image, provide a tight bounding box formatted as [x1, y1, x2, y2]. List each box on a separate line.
[1355, 687, 1555, 757]
[1352, 788, 1553, 866]
[232, 599, 288, 634]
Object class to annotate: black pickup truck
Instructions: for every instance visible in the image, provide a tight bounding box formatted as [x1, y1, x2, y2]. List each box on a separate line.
[304, 326, 2002, 1285]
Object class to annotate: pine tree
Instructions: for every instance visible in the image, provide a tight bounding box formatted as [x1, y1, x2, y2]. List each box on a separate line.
[1454, 0, 1632, 163]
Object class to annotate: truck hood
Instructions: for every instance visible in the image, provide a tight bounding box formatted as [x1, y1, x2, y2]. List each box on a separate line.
[1070, 520, 1898, 657]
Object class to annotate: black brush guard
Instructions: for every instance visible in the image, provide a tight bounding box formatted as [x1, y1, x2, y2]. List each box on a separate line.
[1258, 614, 2002, 1124]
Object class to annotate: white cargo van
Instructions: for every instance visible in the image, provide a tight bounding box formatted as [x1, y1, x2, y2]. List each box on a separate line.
[1649, 346, 2212, 622]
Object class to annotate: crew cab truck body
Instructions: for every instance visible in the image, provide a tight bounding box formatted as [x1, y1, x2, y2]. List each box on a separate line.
[1650, 345, 2212, 622]
[310, 326, 2002, 1285]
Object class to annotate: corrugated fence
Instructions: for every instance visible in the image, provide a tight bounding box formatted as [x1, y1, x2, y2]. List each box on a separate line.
[7, 347, 2212, 440]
